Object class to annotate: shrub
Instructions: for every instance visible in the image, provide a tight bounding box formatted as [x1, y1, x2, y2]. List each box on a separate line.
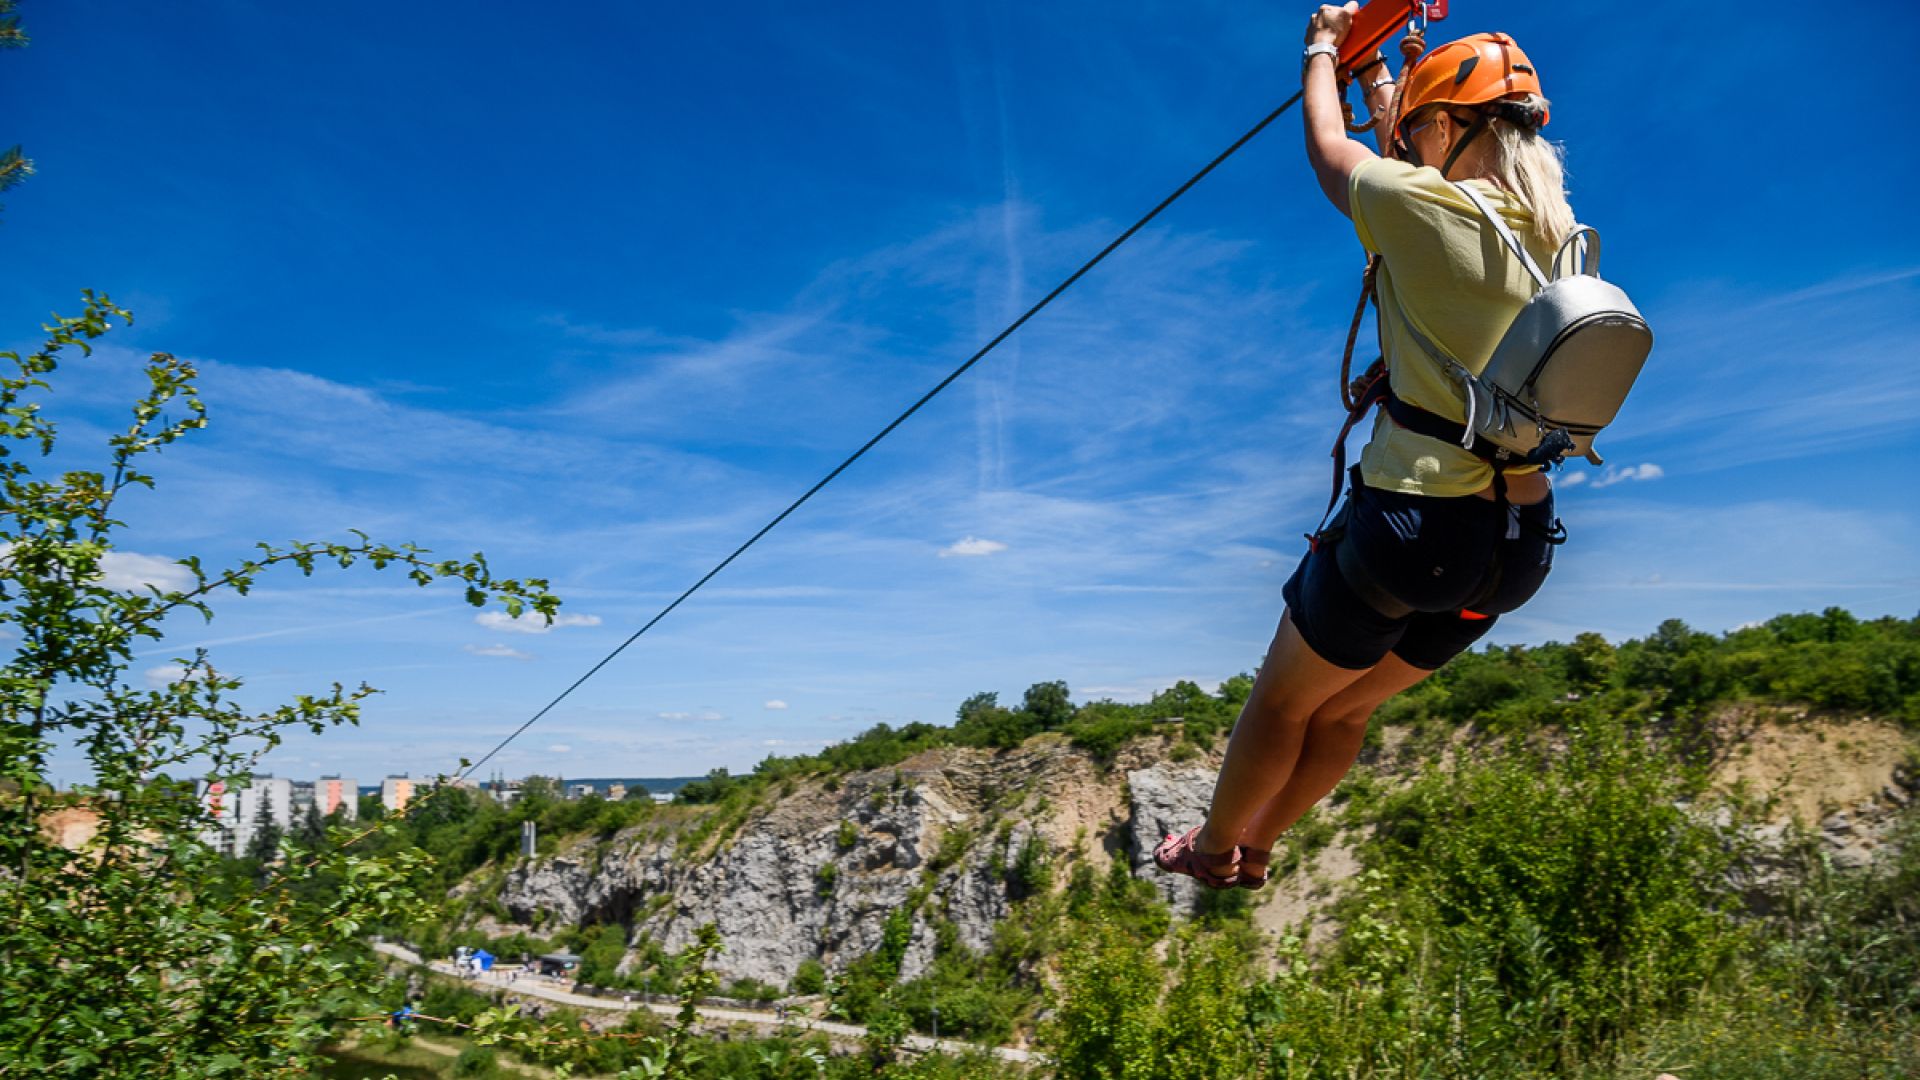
[790, 957, 827, 996]
[1042, 915, 1165, 1079]
[451, 1043, 498, 1078]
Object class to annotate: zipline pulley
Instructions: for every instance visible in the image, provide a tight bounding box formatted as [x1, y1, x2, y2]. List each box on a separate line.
[1336, 0, 1446, 132]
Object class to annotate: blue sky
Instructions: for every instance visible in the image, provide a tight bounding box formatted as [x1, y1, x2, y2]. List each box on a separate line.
[8, 1, 1918, 783]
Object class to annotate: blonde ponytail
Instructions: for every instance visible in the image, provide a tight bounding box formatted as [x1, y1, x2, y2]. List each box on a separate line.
[1484, 94, 1575, 249]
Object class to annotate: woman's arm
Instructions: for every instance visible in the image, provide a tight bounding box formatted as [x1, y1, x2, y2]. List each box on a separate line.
[1302, 2, 1378, 218]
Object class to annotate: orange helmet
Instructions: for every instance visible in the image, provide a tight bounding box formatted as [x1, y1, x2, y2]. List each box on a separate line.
[1399, 32, 1549, 127]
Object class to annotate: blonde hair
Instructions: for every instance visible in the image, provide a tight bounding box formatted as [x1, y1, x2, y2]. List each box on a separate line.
[1481, 95, 1575, 250]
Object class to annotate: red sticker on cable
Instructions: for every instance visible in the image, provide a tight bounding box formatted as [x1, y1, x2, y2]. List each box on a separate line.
[1426, 0, 1448, 18]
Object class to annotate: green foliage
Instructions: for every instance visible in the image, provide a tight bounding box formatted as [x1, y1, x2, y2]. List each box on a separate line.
[835, 819, 859, 850]
[1007, 832, 1051, 899]
[674, 767, 739, 805]
[1023, 680, 1074, 731]
[789, 957, 827, 996]
[0, 299, 561, 1077]
[1232, 713, 1748, 1077]
[473, 923, 723, 1078]
[576, 921, 632, 987]
[1063, 704, 1153, 763]
[1, 3, 30, 209]
[1377, 611, 1920, 733]
[451, 1043, 500, 1077]
[952, 691, 1037, 750]
[1043, 914, 1166, 1079]
[723, 976, 781, 1003]
[1158, 930, 1255, 1080]
[419, 978, 495, 1026]
[929, 824, 974, 871]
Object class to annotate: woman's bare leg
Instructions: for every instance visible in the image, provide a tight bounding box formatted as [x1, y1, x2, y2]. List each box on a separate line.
[1236, 653, 1434, 856]
[1192, 612, 1371, 864]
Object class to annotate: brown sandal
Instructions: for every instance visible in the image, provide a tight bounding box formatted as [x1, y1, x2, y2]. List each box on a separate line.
[1235, 847, 1273, 890]
[1153, 826, 1240, 890]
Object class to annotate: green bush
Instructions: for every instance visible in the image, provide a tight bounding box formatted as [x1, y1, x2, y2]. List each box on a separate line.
[573, 922, 629, 987]
[789, 957, 827, 996]
[450, 1043, 498, 1078]
[1043, 914, 1165, 1079]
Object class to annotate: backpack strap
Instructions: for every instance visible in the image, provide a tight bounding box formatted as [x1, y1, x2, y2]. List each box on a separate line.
[1452, 181, 1549, 289]
[1554, 226, 1602, 279]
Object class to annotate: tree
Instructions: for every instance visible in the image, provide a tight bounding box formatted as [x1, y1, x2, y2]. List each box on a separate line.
[244, 818, 284, 866]
[293, 802, 327, 849]
[0, 1, 31, 211]
[0, 298, 562, 1076]
[955, 691, 999, 725]
[1022, 680, 1073, 731]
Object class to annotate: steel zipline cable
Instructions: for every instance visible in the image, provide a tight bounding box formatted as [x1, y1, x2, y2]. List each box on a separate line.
[454, 89, 1307, 782]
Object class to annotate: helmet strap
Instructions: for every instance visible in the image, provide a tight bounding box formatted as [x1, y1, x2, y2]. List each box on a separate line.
[1439, 110, 1491, 180]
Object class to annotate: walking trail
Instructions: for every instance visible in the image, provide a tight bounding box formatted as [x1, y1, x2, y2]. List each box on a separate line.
[372, 941, 1036, 1066]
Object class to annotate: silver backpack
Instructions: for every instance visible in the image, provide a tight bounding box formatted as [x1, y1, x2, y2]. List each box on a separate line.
[1405, 183, 1654, 466]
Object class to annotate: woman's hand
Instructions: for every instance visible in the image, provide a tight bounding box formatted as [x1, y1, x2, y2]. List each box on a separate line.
[1306, 2, 1358, 47]
[1301, 1, 1374, 216]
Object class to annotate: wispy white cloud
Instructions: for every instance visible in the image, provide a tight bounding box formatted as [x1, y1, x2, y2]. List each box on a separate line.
[137, 605, 456, 660]
[763, 699, 788, 710]
[464, 643, 533, 661]
[98, 552, 196, 593]
[143, 663, 224, 687]
[474, 611, 603, 634]
[546, 743, 572, 754]
[939, 536, 1008, 558]
[1589, 463, 1664, 489]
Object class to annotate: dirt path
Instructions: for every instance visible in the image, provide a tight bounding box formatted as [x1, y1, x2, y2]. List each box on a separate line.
[372, 941, 1036, 1066]
[408, 1031, 554, 1079]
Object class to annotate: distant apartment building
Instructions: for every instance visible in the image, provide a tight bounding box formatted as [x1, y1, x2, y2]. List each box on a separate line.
[566, 782, 596, 800]
[606, 783, 627, 802]
[380, 775, 415, 814]
[199, 775, 293, 857]
[289, 775, 359, 824]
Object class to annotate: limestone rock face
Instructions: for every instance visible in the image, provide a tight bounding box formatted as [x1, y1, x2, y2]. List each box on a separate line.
[481, 716, 1919, 990]
[493, 738, 1150, 988]
[1124, 762, 1220, 908]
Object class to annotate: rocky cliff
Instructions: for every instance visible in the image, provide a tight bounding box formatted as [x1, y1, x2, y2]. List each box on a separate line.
[481, 716, 1919, 988]
[485, 734, 1231, 986]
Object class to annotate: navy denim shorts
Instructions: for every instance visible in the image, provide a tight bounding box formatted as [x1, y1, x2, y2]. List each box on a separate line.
[1281, 474, 1561, 671]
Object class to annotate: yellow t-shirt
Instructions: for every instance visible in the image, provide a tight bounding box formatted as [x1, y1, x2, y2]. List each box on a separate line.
[1348, 157, 1556, 496]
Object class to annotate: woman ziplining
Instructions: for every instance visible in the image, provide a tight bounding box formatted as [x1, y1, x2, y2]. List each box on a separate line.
[1154, 3, 1647, 890]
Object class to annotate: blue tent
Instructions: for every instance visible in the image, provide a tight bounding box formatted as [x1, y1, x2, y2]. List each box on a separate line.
[471, 948, 495, 972]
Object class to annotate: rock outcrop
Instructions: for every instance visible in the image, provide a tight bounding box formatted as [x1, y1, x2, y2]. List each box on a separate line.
[494, 736, 1221, 987]
[482, 716, 1920, 989]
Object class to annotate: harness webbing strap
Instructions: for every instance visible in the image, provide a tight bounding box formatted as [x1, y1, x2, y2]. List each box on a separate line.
[1315, 363, 1390, 539]
[1382, 387, 1508, 462]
